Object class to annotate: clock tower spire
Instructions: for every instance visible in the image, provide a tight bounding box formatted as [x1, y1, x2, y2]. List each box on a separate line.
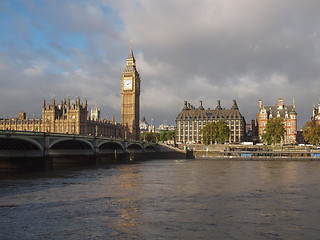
[121, 41, 140, 140]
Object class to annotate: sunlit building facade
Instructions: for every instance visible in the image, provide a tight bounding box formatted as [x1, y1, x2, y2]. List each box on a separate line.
[257, 98, 297, 144]
[311, 99, 320, 124]
[0, 97, 123, 138]
[176, 100, 246, 144]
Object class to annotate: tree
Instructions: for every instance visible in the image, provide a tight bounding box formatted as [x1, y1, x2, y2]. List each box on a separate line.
[201, 122, 216, 145]
[201, 120, 230, 144]
[302, 121, 320, 145]
[159, 130, 176, 142]
[261, 118, 286, 145]
[215, 120, 230, 144]
[140, 132, 160, 142]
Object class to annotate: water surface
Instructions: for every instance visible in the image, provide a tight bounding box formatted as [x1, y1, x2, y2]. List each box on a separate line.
[1, 159, 320, 239]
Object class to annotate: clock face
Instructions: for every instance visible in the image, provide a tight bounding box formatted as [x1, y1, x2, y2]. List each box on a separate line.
[123, 79, 132, 90]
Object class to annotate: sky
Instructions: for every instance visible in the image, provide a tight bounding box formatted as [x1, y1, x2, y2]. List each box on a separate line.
[1, 0, 320, 129]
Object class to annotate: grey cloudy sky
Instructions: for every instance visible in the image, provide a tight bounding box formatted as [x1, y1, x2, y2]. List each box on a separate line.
[1, 0, 320, 129]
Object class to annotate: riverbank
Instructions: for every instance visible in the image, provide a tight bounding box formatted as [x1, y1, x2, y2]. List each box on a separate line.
[195, 155, 320, 161]
[181, 143, 320, 160]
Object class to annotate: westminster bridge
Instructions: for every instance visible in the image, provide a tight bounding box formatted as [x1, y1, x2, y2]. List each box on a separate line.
[0, 130, 184, 171]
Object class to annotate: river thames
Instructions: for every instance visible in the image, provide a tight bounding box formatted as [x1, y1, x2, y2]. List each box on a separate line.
[1, 159, 320, 239]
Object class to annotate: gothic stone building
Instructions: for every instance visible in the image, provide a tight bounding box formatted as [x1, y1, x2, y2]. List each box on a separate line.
[0, 42, 141, 140]
[121, 41, 141, 140]
[176, 100, 246, 144]
[311, 99, 320, 124]
[0, 97, 123, 138]
[257, 98, 297, 144]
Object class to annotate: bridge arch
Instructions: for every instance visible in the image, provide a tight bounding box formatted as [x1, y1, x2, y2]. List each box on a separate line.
[98, 141, 124, 150]
[127, 143, 143, 150]
[0, 136, 43, 152]
[50, 139, 94, 150]
[145, 145, 156, 151]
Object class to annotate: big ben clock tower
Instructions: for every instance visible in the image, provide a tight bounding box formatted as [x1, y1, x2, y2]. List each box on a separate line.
[121, 41, 140, 140]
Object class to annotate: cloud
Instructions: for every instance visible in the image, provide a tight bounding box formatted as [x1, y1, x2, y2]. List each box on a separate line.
[1, 0, 320, 130]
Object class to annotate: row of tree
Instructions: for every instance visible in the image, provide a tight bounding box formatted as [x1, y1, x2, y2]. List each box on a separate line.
[140, 130, 176, 143]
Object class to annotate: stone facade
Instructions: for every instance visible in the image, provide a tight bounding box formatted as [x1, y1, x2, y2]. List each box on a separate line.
[140, 115, 149, 132]
[121, 41, 141, 140]
[311, 100, 320, 124]
[176, 100, 246, 143]
[257, 98, 297, 144]
[0, 97, 123, 138]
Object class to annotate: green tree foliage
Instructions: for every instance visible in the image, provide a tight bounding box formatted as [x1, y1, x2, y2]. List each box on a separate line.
[159, 130, 176, 142]
[201, 120, 230, 144]
[302, 121, 320, 145]
[261, 118, 286, 145]
[140, 132, 160, 142]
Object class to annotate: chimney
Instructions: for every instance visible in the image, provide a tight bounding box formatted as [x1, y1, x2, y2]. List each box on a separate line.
[232, 100, 238, 109]
[216, 100, 222, 110]
[278, 98, 283, 109]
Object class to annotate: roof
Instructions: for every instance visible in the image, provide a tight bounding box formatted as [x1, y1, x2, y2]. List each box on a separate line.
[260, 104, 296, 118]
[176, 100, 244, 121]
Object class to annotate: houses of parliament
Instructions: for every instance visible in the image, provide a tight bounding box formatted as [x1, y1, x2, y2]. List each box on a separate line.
[0, 43, 141, 140]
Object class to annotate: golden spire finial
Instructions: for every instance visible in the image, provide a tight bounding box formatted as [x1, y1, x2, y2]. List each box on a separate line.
[127, 40, 135, 64]
[293, 98, 295, 109]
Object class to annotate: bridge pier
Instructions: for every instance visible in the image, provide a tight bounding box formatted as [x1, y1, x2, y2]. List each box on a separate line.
[0, 157, 46, 172]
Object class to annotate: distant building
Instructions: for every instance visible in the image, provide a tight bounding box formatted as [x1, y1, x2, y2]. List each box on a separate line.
[251, 119, 259, 142]
[176, 100, 246, 144]
[257, 98, 297, 144]
[140, 115, 149, 132]
[157, 124, 175, 132]
[312, 99, 320, 124]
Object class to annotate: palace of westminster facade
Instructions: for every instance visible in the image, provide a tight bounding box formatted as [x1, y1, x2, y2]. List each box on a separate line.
[0, 43, 141, 140]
